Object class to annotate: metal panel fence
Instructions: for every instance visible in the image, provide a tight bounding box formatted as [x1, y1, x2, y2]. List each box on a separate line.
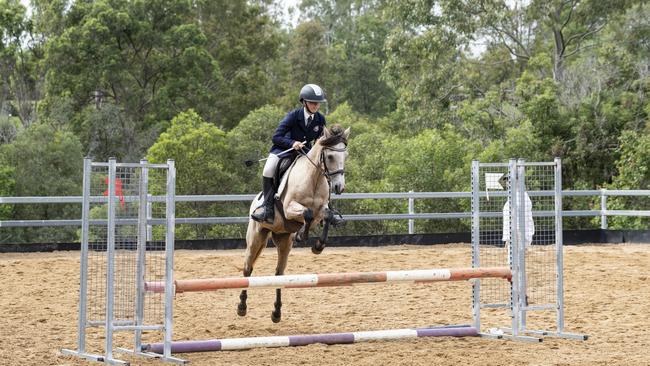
[2, 190, 649, 233]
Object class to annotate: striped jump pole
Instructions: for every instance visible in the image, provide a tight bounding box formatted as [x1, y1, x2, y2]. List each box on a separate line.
[145, 267, 511, 294]
[142, 325, 478, 353]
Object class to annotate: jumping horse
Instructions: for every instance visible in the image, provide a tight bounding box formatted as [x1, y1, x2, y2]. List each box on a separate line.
[238, 124, 350, 322]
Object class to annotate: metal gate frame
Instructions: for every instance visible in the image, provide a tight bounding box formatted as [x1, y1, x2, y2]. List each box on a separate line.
[471, 158, 587, 342]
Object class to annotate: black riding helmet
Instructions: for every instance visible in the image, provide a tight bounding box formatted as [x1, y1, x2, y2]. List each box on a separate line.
[299, 84, 327, 103]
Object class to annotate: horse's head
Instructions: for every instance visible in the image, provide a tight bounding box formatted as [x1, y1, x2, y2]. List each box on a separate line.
[318, 124, 350, 194]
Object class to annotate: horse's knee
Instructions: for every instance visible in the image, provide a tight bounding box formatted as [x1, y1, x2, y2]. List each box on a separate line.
[303, 208, 314, 223]
[295, 208, 315, 244]
[243, 267, 252, 277]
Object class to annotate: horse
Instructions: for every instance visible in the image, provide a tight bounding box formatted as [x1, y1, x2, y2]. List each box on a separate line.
[237, 124, 350, 323]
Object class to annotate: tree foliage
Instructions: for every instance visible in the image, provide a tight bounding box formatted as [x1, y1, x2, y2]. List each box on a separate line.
[1, 0, 649, 242]
[606, 131, 650, 229]
[146, 109, 235, 239]
[0, 123, 82, 242]
[195, 0, 283, 129]
[43, 0, 219, 158]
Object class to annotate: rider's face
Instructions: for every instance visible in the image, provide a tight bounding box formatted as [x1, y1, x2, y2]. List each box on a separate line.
[305, 101, 320, 114]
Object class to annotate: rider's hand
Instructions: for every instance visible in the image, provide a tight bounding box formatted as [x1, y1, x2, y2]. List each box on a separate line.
[292, 141, 305, 150]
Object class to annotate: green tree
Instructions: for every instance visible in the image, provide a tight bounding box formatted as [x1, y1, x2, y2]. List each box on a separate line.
[281, 20, 330, 107]
[477, 120, 543, 162]
[0, 165, 15, 221]
[0, 123, 83, 243]
[30, 0, 68, 40]
[299, 0, 397, 116]
[606, 131, 650, 229]
[333, 99, 481, 234]
[226, 104, 286, 194]
[43, 0, 219, 158]
[383, 21, 465, 134]
[195, 0, 284, 129]
[1, 0, 40, 127]
[417, 0, 636, 82]
[554, 4, 649, 187]
[146, 109, 236, 239]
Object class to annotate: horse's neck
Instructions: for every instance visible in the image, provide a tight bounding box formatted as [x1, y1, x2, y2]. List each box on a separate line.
[302, 144, 325, 184]
[281, 144, 325, 197]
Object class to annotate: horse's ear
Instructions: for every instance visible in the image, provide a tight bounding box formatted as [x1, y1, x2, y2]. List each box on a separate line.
[343, 127, 351, 140]
[322, 127, 332, 139]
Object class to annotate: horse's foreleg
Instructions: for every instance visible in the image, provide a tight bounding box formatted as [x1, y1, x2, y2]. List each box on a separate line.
[285, 201, 312, 245]
[312, 216, 331, 255]
[293, 208, 314, 246]
[271, 232, 293, 323]
[237, 267, 252, 316]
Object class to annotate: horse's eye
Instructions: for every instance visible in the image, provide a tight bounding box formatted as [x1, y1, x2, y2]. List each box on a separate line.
[327, 155, 334, 161]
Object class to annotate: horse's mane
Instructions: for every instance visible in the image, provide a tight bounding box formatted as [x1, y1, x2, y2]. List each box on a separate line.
[319, 124, 348, 147]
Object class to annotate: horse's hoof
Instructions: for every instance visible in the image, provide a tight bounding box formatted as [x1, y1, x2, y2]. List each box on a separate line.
[311, 245, 323, 255]
[237, 304, 247, 316]
[271, 311, 281, 323]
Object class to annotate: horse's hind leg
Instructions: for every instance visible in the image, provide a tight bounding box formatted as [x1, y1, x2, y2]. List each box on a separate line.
[238, 224, 269, 317]
[271, 232, 293, 323]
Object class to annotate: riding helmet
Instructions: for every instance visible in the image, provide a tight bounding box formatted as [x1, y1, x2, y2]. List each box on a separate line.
[299, 84, 327, 103]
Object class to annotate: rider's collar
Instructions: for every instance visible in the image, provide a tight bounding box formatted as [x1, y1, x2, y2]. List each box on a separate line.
[303, 107, 315, 121]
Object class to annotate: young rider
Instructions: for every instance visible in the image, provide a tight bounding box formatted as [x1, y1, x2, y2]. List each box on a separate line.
[251, 84, 328, 223]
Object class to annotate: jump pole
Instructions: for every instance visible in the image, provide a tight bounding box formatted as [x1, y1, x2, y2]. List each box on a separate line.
[140, 267, 510, 355]
[145, 267, 512, 293]
[143, 325, 479, 353]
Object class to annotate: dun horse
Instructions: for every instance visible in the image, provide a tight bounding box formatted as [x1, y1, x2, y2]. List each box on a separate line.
[238, 125, 350, 322]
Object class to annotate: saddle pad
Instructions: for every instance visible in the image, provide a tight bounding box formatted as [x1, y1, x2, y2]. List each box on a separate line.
[276, 156, 302, 199]
[250, 191, 264, 215]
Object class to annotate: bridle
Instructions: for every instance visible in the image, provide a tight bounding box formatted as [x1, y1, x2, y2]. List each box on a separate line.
[298, 141, 347, 219]
[320, 145, 347, 178]
[299, 143, 347, 182]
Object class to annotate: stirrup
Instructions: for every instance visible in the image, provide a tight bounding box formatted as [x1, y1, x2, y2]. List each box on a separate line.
[251, 204, 274, 223]
[251, 205, 267, 223]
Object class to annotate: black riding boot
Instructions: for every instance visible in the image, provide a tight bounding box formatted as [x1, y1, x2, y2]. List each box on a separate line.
[251, 177, 276, 223]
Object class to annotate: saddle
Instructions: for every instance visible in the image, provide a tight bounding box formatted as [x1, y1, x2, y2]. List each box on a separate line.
[274, 156, 297, 193]
[252, 155, 303, 233]
[254, 156, 298, 202]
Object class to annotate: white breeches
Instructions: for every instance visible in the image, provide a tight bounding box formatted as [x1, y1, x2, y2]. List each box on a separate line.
[262, 153, 280, 178]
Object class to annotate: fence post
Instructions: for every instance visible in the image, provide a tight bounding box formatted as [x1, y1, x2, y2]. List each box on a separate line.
[600, 189, 608, 230]
[408, 191, 414, 234]
[164, 159, 176, 360]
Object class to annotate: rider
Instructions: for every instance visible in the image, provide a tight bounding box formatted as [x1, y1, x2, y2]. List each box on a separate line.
[251, 84, 328, 223]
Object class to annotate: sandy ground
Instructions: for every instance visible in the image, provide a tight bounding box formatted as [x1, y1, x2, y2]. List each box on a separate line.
[1, 243, 649, 366]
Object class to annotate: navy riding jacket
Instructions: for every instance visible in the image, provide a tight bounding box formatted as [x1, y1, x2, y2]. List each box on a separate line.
[270, 107, 326, 157]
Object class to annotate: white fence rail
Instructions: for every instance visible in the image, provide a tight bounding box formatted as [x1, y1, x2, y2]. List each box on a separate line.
[1, 190, 649, 232]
